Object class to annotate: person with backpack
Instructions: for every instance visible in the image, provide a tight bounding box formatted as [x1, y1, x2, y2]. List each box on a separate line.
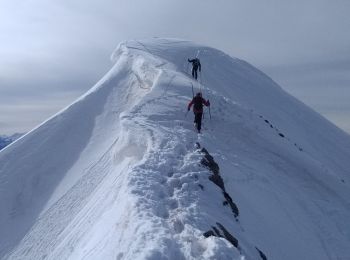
[188, 58, 201, 80]
[188, 92, 210, 133]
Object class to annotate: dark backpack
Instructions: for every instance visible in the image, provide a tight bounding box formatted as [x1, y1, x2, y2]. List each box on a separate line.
[193, 96, 203, 111]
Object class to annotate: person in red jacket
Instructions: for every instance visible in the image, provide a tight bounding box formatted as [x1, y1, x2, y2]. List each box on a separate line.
[188, 92, 210, 133]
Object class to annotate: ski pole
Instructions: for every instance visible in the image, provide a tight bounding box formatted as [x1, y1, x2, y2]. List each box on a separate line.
[186, 59, 190, 75]
[191, 82, 194, 98]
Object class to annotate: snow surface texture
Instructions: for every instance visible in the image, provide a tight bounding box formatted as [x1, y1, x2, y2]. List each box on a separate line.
[1, 38, 350, 260]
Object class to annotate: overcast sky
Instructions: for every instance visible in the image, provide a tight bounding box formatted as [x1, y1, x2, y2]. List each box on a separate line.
[1, 0, 350, 135]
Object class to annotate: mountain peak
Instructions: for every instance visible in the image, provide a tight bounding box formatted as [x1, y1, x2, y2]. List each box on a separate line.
[1, 38, 350, 259]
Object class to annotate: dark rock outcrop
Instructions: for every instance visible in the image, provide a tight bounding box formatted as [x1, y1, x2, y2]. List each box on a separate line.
[200, 147, 239, 218]
[203, 230, 215, 238]
[223, 192, 239, 218]
[255, 247, 268, 260]
[198, 143, 268, 258]
[203, 222, 239, 249]
[216, 222, 239, 248]
[200, 148, 220, 175]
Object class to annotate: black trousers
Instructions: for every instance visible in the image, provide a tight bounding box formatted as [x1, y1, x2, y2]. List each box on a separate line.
[192, 67, 198, 79]
[194, 112, 203, 132]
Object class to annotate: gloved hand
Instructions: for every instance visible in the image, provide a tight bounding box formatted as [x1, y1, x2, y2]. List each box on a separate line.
[207, 100, 210, 106]
[187, 107, 190, 111]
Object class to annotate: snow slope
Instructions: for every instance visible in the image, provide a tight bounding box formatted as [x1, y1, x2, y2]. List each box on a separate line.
[1, 38, 350, 260]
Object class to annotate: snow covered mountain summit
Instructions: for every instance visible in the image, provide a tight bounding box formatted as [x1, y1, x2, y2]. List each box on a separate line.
[1, 38, 350, 260]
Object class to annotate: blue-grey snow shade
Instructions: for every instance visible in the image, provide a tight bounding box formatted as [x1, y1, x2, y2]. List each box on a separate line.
[0, 0, 350, 134]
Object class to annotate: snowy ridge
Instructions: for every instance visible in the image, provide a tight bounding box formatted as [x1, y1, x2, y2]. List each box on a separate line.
[1, 38, 350, 259]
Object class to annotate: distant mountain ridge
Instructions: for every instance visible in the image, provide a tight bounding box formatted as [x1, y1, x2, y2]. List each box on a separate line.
[0, 133, 23, 150]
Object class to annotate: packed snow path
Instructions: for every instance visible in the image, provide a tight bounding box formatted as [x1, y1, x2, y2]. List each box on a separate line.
[1, 38, 350, 260]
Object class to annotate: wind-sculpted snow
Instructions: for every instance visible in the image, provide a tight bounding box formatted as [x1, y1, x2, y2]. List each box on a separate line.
[1, 38, 350, 259]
